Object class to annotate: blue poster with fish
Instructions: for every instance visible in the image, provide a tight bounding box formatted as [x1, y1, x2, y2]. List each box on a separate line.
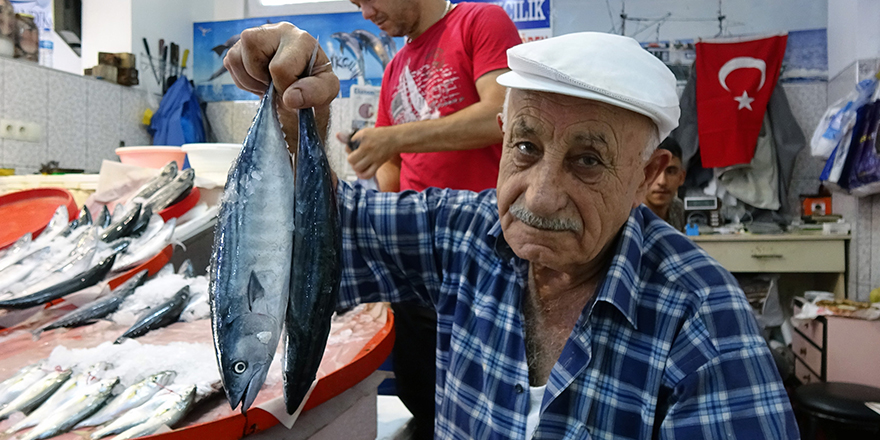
[454, 0, 552, 41]
[193, 13, 404, 102]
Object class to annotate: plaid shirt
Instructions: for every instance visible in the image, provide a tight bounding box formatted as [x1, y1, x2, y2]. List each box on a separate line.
[337, 182, 799, 439]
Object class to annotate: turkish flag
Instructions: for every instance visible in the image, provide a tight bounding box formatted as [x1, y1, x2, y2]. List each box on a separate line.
[696, 35, 788, 168]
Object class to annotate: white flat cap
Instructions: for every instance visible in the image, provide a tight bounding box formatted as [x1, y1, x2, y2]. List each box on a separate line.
[497, 32, 680, 140]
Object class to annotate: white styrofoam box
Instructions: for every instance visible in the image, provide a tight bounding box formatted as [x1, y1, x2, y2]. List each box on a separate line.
[0, 174, 100, 207]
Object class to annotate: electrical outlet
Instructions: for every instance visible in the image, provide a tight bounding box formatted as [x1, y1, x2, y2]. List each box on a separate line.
[19, 122, 41, 142]
[0, 119, 42, 142]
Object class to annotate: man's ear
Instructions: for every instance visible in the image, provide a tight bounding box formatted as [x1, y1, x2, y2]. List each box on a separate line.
[633, 149, 671, 209]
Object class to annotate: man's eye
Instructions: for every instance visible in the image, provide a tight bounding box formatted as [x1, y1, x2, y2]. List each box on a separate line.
[577, 156, 600, 167]
[515, 142, 538, 156]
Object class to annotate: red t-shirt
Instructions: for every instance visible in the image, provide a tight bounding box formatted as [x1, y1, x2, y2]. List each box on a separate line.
[375, 2, 521, 192]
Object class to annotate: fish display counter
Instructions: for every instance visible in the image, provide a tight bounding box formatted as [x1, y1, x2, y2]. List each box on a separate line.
[0, 40, 378, 440]
[0, 303, 394, 440]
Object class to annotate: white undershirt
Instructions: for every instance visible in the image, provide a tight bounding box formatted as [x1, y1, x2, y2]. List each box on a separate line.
[526, 385, 547, 440]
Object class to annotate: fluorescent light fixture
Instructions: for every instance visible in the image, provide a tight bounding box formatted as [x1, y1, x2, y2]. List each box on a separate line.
[260, 0, 339, 4]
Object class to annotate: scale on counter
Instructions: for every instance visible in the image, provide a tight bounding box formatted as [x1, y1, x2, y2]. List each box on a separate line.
[684, 196, 722, 227]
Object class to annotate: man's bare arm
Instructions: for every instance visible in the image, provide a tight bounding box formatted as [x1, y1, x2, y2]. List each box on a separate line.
[346, 69, 509, 180]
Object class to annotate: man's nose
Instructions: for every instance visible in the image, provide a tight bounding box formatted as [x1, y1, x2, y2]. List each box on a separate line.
[524, 161, 567, 216]
[656, 170, 668, 186]
[361, 4, 376, 20]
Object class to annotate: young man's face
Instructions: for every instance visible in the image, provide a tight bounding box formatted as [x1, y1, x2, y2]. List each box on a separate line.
[645, 155, 685, 208]
[349, 0, 422, 37]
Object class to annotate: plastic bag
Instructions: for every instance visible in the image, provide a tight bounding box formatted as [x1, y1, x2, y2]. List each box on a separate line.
[810, 77, 877, 158]
[148, 75, 206, 146]
[848, 100, 880, 196]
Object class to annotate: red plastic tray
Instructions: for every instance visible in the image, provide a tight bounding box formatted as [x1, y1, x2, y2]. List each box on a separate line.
[144, 312, 396, 440]
[108, 244, 174, 289]
[0, 188, 77, 250]
[158, 187, 200, 222]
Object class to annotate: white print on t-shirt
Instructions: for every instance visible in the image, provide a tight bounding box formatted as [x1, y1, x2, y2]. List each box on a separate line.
[390, 48, 464, 125]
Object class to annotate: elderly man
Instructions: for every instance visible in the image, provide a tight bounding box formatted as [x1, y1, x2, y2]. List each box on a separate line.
[225, 26, 799, 439]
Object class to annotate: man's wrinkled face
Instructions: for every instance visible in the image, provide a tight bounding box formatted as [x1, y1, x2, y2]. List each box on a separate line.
[349, 0, 420, 37]
[496, 89, 665, 273]
[646, 156, 685, 208]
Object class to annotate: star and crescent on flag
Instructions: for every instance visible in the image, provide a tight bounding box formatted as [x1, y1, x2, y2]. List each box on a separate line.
[695, 35, 788, 168]
[719, 56, 767, 110]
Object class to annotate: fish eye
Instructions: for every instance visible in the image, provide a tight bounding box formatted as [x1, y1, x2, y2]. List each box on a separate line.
[233, 361, 248, 374]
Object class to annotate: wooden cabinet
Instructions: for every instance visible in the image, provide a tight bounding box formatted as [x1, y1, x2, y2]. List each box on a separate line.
[691, 234, 850, 299]
[791, 316, 880, 388]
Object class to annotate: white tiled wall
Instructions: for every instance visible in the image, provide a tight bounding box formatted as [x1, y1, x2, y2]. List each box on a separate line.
[0, 58, 152, 174]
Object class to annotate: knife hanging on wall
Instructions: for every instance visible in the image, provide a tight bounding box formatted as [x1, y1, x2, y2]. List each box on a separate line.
[142, 38, 161, 85]
[167, 43, 180, 89]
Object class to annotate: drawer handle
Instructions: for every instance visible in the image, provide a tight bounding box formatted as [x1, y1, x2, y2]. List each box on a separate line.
[751, 254, 783, 259]
[799, 348, 807, 356]
[803, 375, 811, 383]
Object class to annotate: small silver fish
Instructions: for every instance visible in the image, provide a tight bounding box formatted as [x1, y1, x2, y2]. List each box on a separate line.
[0, 363, 47, 408]
[115, 285, 190, 343]
[18, 376, 118, 440]
[110, 385, 196, 440]
[145, 169, 195, 212]
[88, 389, 173, 440]
[129, 162, 178, 202]
[75, 370, 176, 428]
[101, 203, 142, 243]
[40, 270, 149, 332]
[5, 363, 112, 434]
[97, 205, 112, 229]
[0, 369, 71, 420]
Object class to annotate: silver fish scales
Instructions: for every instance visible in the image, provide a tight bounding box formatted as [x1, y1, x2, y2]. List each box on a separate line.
[210, 82, 295, 413]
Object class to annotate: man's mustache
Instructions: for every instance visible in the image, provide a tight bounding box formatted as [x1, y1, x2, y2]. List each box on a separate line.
[509, 203, 582, 232]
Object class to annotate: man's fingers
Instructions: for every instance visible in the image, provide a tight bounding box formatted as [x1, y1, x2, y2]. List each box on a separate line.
[357, 163, 380, 180]
[347, 151, 367, 173]
[225, 22, 339, 110]
[336, 132, 350, 144]
[282, 75, 340, 110]
[237, 26, 282, 88]
[272, 27, 336, 106]
[224, 44, 268, 95]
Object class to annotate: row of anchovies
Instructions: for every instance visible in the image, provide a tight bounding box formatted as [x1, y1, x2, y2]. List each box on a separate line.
[0, 361, 195, 440]
[0, 166, 190, 310]
[210, 44, 341, 417]
[35, 260, 209, 344]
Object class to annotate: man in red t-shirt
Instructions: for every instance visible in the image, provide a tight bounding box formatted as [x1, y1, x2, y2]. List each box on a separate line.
[346, 0, 520, 193]
[344, 1, 520, 438]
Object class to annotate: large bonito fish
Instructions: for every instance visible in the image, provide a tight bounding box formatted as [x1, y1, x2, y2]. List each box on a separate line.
[283, 41, 341, 415]
[210, 81, 295, 413]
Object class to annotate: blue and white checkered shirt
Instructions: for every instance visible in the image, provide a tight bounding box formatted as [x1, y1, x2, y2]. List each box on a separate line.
[336, 182, 799, 439]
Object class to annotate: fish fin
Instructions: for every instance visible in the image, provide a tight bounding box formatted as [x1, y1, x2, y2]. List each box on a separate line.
[211, 45, 227, 56]
[246, 272, 265, 312]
